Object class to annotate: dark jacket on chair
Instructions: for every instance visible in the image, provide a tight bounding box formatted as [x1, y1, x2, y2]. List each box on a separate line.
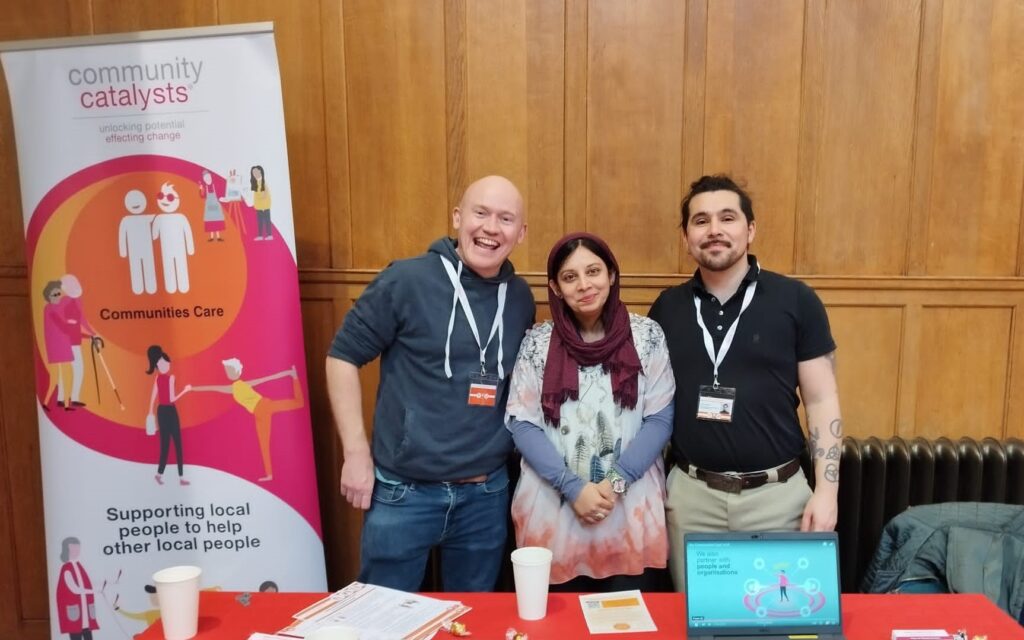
[861, 502, 1024, 621]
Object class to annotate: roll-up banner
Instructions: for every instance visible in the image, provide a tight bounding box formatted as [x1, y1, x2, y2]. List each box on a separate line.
[0, 23, 326, 639]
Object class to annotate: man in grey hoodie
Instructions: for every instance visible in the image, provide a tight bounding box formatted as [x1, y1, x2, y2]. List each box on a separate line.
[327, 176, 535, 591]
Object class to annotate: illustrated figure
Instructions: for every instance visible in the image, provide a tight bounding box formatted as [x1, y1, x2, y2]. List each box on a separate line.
[778, 569, 790, 601]
[146, 345, 192, 486]
[199, 169, 225, 242]
[249, 165, 273, 241]
[117, 189, 157, 295]
[114, 584, 161, 633]
[151, 182, 195, 294]
[42, 281, 75, 411]
[60, 274, 98, 408]
[55, 536, 100, 640]
[220, 169, 246, 235]
[192, 359, 304, 482]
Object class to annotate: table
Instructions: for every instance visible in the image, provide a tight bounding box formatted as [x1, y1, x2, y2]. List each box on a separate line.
[139, 591, 1024, 639]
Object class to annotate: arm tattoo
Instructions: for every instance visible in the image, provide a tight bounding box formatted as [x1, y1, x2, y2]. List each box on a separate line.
[829, 418, 843, 438]
[809, 425, 824, 459]
[826, 444, 840, 460]
[824, 463, 839, 483]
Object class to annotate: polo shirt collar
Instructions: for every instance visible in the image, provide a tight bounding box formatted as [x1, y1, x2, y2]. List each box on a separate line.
[692, 254, 760, 295]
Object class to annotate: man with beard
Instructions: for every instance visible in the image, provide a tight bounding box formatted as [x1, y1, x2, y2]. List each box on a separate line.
[648, 175, 843, 591]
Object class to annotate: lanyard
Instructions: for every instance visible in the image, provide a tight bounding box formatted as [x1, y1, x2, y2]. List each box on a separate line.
[441, 256, 507, 379]
[693, 281, 757, 388]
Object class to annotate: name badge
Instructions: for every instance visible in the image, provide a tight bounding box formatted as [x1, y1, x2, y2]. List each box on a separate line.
[468, 372, 500, 407]
[697, 385, 736, 423]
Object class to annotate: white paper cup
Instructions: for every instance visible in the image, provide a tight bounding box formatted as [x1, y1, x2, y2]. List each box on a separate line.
[307, 626, 360, 640]
[511, 546, 553, 620]
[152, 565, 202, 640]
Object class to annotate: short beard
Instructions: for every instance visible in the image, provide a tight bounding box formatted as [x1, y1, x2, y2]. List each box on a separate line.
[695, 245, 747, 272]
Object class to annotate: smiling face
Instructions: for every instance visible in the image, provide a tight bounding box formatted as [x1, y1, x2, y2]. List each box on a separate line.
[684, 190, 756, 272]
[551, 245, 615, 325]
[124, 189, 147, 214]
[452, 176, 526, 278]
[157, 182, 180, 213]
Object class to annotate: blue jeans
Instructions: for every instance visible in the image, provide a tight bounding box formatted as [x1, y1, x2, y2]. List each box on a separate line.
[359, 465, 509, 592]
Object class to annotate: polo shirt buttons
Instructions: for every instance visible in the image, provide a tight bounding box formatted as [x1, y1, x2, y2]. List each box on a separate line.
[716, 325, 723, 331]
[718, 310, 724, 316]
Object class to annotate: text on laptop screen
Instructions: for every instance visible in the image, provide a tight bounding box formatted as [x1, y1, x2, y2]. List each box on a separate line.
[686, 538, 841, 629]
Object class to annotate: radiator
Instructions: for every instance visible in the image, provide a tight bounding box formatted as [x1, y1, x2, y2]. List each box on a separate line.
[836, 436, 1024, 592]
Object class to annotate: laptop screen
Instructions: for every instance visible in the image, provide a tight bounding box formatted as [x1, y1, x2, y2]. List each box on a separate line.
[685, 532, 843, 636]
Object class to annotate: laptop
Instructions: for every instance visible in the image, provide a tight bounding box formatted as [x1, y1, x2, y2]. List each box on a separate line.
[685, 531, 846, 640]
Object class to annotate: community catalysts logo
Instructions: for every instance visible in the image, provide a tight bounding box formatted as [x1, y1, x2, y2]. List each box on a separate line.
[69, 57, 203, 111]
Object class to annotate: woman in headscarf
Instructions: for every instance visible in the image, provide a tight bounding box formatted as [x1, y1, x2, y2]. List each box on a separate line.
[506, 232, 675, 591]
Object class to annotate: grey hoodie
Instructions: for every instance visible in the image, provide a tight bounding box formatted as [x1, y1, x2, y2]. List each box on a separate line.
[329, 237, 535, 481]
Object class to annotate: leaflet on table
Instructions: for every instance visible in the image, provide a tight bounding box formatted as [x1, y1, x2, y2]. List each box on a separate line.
[277, 582, 470, 640]
[579, 589, 657, 634]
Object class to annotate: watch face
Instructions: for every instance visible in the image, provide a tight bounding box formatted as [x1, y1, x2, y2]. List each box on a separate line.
[611, 477, 626, 494]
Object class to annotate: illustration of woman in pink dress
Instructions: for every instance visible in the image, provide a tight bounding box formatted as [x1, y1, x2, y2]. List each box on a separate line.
[42, 280, 75, 411]
[55, 536, 100, 640]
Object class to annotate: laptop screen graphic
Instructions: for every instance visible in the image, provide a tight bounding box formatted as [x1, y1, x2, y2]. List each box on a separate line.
[686, 534, 842, 633]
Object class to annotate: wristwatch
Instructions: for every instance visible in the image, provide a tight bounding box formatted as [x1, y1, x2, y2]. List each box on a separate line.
[606, 468, 628, 494]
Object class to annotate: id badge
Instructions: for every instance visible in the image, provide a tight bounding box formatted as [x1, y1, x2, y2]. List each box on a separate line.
[697, 385, 736, 422]
[468, 372, 500, 407]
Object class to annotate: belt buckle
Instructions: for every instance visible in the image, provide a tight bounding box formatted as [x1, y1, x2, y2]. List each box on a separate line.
[706, 472, 743, 494]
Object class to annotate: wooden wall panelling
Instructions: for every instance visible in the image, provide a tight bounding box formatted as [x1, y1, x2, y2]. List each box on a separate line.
[322, 0, 353, 270]
[678, 0, 706, 273]
[0, 0, 93, 270]
[820, 304, 904, 439]
[462, 0, 565, 273]
[702, 0, 803, 274]
[0, 295, 47, 636]
[915, 306, 1012, 440]
[925, 0, 1024, 276]
[344, 0, 448, 269]
[1007, 302, 1024, 441]
[587, 0, 686, 274]
[906, 0, 944, 276]
[89, 0, 217, 32]
[299, 295, 350, 588]
[563, 0, 587, 235]
[795, 0, 921, 275]
[219, 0, 331, 268]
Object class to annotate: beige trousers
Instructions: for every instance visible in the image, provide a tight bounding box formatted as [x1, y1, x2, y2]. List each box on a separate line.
[665, 463, 813, 591]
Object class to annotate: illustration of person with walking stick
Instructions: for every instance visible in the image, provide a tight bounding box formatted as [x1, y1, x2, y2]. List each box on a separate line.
[55, 536, 101, 640]
[192, 359, 303, 482]
[42, 281, 75, 411]
[60, 274, 97, 409]
[146, 345, 191, 486]
[90, 336, 126, 411]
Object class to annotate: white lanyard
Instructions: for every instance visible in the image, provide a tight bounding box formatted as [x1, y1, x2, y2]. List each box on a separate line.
[693, 281, 757, 388]
[440, 256, 507, 379]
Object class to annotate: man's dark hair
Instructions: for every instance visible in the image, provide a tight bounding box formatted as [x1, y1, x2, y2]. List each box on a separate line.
[679, 174, 755, 229]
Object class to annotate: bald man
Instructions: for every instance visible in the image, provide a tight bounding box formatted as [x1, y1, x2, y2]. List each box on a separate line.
[327, 176, 535, 591]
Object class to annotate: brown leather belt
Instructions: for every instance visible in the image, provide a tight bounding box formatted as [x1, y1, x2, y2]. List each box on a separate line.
[684, 458, 801, 494]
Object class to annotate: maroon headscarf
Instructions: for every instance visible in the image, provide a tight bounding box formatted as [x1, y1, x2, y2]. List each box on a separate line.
[541, 232, 642, 427]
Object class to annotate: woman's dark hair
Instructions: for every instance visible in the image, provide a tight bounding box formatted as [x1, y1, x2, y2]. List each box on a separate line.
[258, 580, 279, 592]
[547, 236, 616, 282]
[146, 345, 170, 375]
[250, 165, 266, 192]
[43, 280, 63, 301]
[59, 536, 80, 562]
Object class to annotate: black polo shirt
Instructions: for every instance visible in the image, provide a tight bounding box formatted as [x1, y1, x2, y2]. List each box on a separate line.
[648, 255, 835, 472]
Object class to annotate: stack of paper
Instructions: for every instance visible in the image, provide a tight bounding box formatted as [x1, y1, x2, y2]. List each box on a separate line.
[274, 582, 470, 640]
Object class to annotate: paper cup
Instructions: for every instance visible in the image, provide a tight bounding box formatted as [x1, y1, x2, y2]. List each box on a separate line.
[152, 565, 202, 640]
[511, 546, 553, 620]
[307, 626, 360, 640]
